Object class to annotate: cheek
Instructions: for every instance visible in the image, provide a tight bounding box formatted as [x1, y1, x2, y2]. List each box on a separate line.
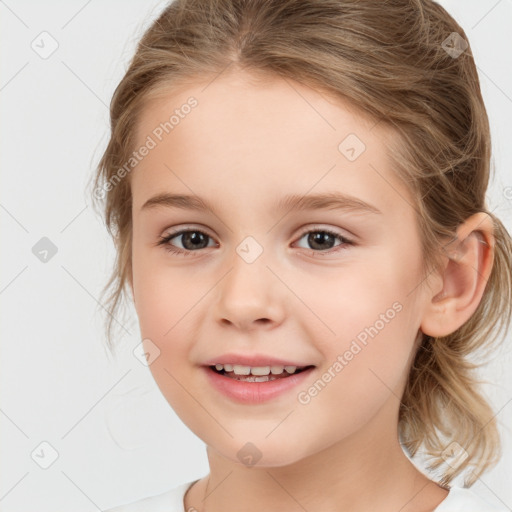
[292, 247, 417, 346]
[133, 262, 206, 431]
[134, 273, 200, 389]
[293, 310, 417, 448]
[295, 248, 421, 407]
[132, 242, 196, 337]
[131, 251, 201, 404]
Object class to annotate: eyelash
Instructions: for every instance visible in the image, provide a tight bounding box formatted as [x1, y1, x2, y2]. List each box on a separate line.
[156, 226, 354, 257]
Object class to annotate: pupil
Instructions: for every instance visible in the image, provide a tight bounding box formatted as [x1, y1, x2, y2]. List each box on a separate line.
[183, 232, 208, 250]
[309, 232, 334, 250]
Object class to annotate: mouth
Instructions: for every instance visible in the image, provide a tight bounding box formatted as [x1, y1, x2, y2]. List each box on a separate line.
[208, 363, 316, 382]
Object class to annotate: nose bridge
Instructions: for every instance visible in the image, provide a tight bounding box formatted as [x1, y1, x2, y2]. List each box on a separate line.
[214, 239, 285, 329]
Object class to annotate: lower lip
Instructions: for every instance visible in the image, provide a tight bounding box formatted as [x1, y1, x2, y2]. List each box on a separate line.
[203, 366, 315, 404]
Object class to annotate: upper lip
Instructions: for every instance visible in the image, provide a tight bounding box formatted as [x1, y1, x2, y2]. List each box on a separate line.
[203, 353, 314, 367]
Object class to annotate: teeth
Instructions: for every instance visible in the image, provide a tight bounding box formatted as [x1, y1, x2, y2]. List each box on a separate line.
[244, 375, 274, 382]
[233, 365, 251, 375]
[251, 366, 271, 376]
[212, 364, 303, 375]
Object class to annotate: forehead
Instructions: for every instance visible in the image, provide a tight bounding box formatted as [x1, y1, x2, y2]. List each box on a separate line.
[131, 70, 411, 217]
[135, 69, 379, 149]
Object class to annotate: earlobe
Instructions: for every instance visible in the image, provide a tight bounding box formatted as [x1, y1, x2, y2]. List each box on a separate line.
[420, 212, 495, 338]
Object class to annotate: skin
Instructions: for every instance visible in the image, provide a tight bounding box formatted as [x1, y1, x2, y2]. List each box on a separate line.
[127, 68, 494, 512]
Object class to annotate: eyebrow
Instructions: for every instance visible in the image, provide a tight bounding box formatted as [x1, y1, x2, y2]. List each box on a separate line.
[140, 192, 382, 215]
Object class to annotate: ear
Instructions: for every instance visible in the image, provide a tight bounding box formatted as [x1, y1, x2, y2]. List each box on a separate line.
[420, 212, 495, 338]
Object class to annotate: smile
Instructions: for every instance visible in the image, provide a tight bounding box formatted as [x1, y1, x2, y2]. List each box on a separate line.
[204, 364, 316, 403]
[210, 364, 312, 382]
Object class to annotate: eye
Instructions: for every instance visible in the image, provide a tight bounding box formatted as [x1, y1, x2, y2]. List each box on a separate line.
[294, 227, 354, 254]
[156, 226, 354, 256]
[157, 229, 217, 256]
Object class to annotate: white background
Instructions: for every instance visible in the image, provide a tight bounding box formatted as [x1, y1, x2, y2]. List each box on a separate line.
[1, 1, 511, 510]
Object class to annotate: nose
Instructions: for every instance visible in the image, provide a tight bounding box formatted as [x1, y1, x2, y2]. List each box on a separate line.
[214, 254, 286, 332]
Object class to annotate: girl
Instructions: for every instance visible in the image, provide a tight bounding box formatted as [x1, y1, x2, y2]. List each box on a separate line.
[93, 0, 512, 510]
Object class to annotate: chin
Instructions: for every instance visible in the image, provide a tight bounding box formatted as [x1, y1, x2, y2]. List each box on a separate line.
[210, 437, 316, 469]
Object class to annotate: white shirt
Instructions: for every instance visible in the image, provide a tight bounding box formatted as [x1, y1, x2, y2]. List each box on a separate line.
[103, 479, 510, 511]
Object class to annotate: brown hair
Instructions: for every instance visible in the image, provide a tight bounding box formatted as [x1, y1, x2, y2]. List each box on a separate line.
[90, 0, 512, 487]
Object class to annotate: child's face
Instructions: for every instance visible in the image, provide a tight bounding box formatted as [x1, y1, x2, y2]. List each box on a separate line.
[129, 69, 433, 466]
